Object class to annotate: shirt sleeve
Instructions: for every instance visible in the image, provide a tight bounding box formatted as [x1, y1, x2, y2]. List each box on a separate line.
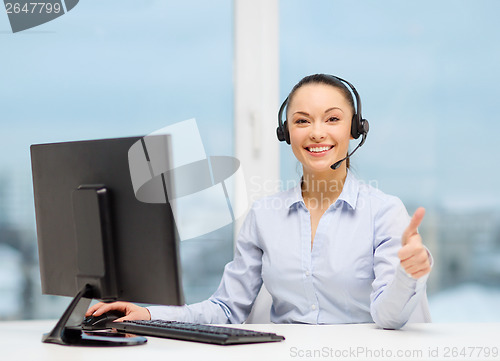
[369, 196, 432, 329]
[147, 204, 264, 324]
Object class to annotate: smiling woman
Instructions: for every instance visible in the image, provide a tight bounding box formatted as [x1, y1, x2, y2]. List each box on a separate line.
[88, 74, 432, 330]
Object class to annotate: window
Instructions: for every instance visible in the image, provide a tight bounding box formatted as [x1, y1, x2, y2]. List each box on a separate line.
[0, 0, 233, 319]
[280, 0, 500, 321]
[3, 0, 499, 323]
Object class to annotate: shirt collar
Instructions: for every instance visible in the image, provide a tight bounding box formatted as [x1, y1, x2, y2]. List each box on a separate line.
[284, 182, 304, 209]
[336, 170, 359, 210]
[285, 170, 360, 210]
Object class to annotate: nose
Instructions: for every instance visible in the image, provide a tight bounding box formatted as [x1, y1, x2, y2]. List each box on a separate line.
[310, 122, 326, 141]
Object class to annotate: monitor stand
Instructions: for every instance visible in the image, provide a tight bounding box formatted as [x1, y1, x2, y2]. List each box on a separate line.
[42, 284, 147, 346]
[42, 185, 146, 346]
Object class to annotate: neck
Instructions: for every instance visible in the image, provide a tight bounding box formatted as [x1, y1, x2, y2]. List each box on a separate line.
[301, 166, 348, 209]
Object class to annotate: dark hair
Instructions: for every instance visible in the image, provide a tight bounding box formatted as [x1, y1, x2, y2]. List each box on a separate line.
[286, 74, 356, 119]
[286, 74, 356, 169]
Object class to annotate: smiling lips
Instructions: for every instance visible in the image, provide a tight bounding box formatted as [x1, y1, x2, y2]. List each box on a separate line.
[305, 145, 334, 156]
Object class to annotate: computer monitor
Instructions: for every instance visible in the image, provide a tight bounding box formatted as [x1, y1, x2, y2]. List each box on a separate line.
[30, 135, 184, 346]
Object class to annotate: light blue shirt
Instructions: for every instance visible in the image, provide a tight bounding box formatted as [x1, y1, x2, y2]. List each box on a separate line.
[148, 171, 432, 329]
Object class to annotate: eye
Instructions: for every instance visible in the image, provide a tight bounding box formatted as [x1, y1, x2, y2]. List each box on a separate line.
[294, 118, 309, 124]
[327, 117, 339, 123]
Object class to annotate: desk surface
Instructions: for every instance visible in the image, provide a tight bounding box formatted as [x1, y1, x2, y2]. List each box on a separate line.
[1, 320, 499, 361]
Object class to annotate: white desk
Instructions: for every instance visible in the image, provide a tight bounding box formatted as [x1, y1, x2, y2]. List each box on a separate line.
[1, 320, 499, 361]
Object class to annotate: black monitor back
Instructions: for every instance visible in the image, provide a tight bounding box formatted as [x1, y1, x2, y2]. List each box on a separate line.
[31, 136, 183, 306]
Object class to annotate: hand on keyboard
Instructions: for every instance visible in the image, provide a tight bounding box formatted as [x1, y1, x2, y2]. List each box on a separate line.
[84, 304, 286, 345]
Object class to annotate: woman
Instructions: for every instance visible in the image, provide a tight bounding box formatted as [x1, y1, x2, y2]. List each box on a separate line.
[87, 74, 432, 329]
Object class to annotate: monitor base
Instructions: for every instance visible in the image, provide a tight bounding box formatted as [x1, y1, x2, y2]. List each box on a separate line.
[42, 284, 146, 347]
[43, 329, 147, 347]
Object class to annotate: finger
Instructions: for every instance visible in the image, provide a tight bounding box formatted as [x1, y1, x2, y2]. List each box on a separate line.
[401, 257, 430, 274]
[402, 207, 425, 243]
[398, 235, 424, 261]
[88, 303, 112, 317]
[400, 248, 430, 275]
[406, 263, 431, 279]
[400, 252, 429, 270]
[85, 302, 106, 317]
[408, 207, 425, 234]
[91, 302, 126, 317]
[411, 267, 431, 279]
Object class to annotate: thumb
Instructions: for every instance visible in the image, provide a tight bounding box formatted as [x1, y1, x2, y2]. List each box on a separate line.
[402, 207, 425, 245]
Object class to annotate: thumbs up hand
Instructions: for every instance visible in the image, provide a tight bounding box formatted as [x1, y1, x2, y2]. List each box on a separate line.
[398, 207, 431, 279]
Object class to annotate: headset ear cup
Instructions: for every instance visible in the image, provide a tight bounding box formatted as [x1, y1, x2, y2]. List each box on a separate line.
[283, 120, 290, 144]
[351, 115, 361, 139]
[361, 118, 369, 135]
[276, 126, 286, 142]
[277, 97, 289, 143]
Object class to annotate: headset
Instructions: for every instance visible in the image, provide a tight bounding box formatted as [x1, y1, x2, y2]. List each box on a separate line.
[276, 75, 370, 170]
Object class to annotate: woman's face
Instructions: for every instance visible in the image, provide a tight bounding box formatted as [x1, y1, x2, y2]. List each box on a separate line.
[287, 83, 353, 176]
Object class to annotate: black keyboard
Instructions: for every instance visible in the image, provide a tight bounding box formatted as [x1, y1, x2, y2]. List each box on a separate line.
[111, 320, 285, 345]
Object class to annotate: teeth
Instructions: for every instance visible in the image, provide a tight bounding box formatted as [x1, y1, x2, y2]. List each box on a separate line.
[308, 146, 331, 153]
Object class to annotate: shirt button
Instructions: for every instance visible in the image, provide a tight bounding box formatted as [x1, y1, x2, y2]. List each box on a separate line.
[305, 271, 310, 277]
[311, 304, 316, 310]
